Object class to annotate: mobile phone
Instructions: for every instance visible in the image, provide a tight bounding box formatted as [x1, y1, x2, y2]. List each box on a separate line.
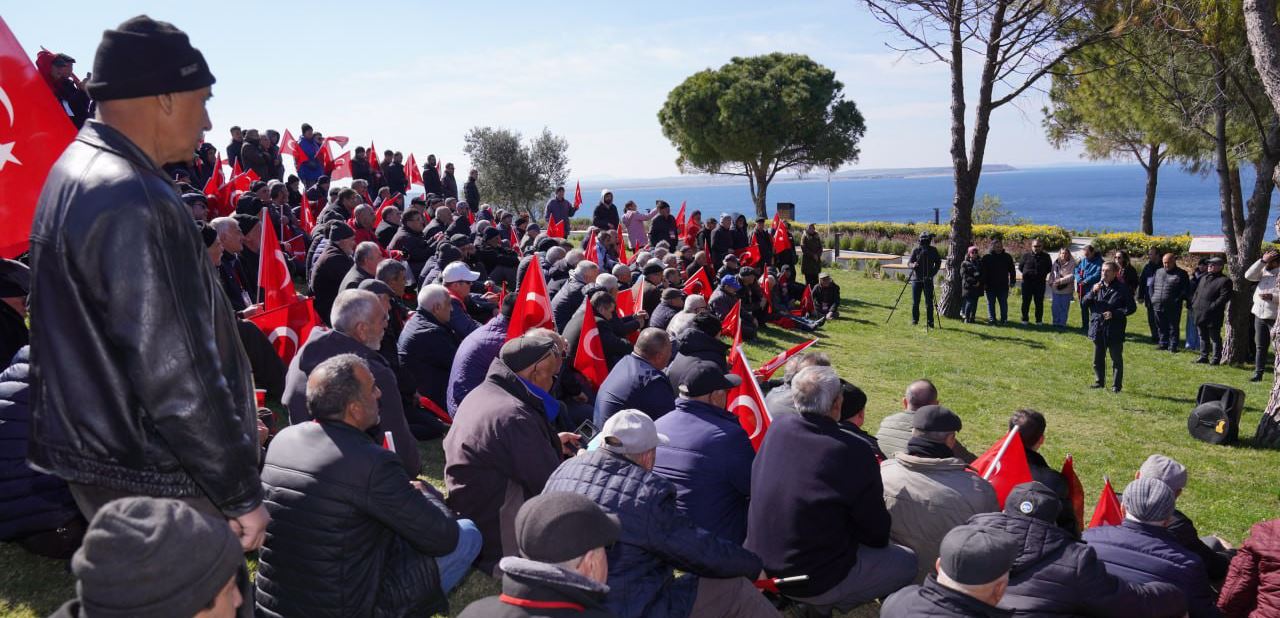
[575, 419, 600, 448]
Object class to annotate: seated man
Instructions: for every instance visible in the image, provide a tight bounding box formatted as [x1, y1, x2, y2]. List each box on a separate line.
[653, 361, 753, 544]
[1084, 478, 1220, 618]
[397, 284, 460, 413]
[309, 222, 357, 325]
[447, 294, 516, 417]
[813, 272, 841, 319]
[339, 241, 381, 291]
[969, 482, 1186, 616]
[51, 497, 244, 618]
[544, 410, 776, 618]
[459, 492, 618, 617]
[257, 355, 480, 617]
[1010, 409, 1078, 536]
[1218, 517, 1280, 616]
[445, 330, 581, 575]
[880, 405, 998, 583]
[876, 379, 976, 462]
[763, 351, 830, 417]
[283, 289, 420, 476]
[881, 525, 1020, 618]
[1133, 454, 1234, 582]
[649, 287, 685, 331]
[594, 327, 676, 425]
[747, 366, 917, 612]
[837, 380, 885, 460]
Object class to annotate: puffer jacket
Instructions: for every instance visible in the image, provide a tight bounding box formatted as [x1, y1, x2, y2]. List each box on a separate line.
[458, 557, 614, 618]
[256, 420, 459, 618]
[28, 120, 261, 516]
[552, 276, 589, 332]
[881, 453, 999, 583]
[1083, 520, 1221, 618]
[665, 328, 729, 389]
[968, 511, 1187, 617]
[446, 314, 509, 417]
[1218, 518, 1280, 617]
[1150, 267, 1191, 310]
[1245, 259, 1280, 321]
[397, 309, 460, 410]
[544, 448, 763, 618]
[0, 348, 80, 541]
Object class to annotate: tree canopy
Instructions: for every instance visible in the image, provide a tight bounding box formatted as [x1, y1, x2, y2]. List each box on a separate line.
[657, 53, 865, 218]
[463, 127, 569, 217]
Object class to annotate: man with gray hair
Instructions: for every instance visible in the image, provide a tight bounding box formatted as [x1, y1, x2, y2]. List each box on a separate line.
[1084, 477, 1220, 617]
[552, 259, 600, 331]
[881, 525, 1021, 617]
[877, 379, 976, 462]
[1133, 454, 1233, 580]
[748, 365, 917, 613]
[210, 216, 252, 311]
[257, 354, 481, 617]
[594, 327, 676, 425]
[397, 284, 459, 415]
[282, 289, 420, 476]
[763, 352, 831, 417]
[340, 241, 382, 292]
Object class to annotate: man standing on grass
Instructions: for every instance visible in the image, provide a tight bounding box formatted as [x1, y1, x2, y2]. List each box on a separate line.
[907, 232, 941, 327]
[28, 16, 266, 617]
[1018, 239, 1052, 324]
[1192, 257, 1233, 366]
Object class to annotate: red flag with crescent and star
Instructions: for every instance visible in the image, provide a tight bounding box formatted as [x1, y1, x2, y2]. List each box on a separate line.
[727, 346, 771, 451]
[771, 212, 793, 254]
[0, 19, 78, 258]
[507, 254, 553, 340]
[258, 207, 294, 310]
[573, 297, 609, 390]
[247, 297, 325, 365]
[972, 427, 1034, 508]
[754, 338, 819, 380]
[280, 129, 307, 163]
[674, 200, 687, 231]
[547, 215, 567, 239]
[406, 153, 423, 187]
[682, 268, 712, 297]
[298, 190, 315, 235]
[329, 151, 353, 181]
[573, 181, 583, 209]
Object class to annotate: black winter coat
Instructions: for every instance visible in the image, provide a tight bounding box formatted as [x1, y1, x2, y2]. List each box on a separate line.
[464, 179, 480, 208]
[256, 420, 459, 618]
[310, 243, 354, 326]
[962, 258, 984, 295]
[648, 214, 679, 248]
[882, 576, 1014, 617]
[551, 277, 589, 332]
[666, 328, 729, 388]
[1191, 271, 1232, 326]
[981, 251, 1017, 291]
[442, 172, 459, 200]
[967, 511, 1186, 617]
[1082, 280, 1136, 343]
[422, 165, 443, 196]
[0, 348, 80, 541]
[389, 228, 431, 280]
[1019, 251, 1053, 287]
[458, 557, 614, 617]
[28, 121, 261, 516]
[1023, 449, 1078, 537]
[397, 310, 460, 409]
[910, 244, 943, 282]
[592, 202, 620, 230]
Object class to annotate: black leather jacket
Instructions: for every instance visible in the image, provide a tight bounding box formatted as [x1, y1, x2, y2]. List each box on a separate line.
[27, 120, 262, 516]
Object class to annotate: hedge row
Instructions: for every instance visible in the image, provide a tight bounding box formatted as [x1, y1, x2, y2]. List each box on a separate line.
[813, 222, 1073, 251]
[1087, 232, 1192, 256]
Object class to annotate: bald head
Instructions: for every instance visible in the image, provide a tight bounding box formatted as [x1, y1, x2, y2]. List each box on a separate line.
[904, 379, 939, 411]
[634, 328, 673, 370]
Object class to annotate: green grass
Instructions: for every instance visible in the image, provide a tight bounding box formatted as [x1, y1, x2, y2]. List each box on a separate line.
[4, 270, 1278, 617]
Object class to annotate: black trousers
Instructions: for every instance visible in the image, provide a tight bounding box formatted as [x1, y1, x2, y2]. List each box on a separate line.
[1021, 281, 1045, 323]
[912, 281, 934, 325]
[1081, 301, 1092, 332]
[1145, 301, 1159, 342]
[1153, 304, 1183, 350]
[1197, 323, 1224, 361]
[1093, 338, 1124, 388]
[1256, 317, 1275, 373]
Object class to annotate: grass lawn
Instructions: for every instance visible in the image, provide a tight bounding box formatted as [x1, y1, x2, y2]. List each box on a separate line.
[3, 269, 1279, 617]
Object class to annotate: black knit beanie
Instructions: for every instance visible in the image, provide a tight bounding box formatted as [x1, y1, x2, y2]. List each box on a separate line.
[86, 15, 216, 101]
[71, 497, 242, 618]
[196, 221, 219, 248]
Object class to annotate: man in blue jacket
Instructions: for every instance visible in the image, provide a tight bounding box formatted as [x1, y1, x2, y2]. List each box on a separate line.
[1075, 244, 1104, 331]
[544, 410, 775, 618]
[1084, 478, 1221, 618]
[653, 362, 752, 544]
[594, 328, 676, 425]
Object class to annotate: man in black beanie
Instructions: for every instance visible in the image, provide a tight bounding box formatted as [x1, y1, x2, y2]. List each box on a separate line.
[0, 260, 30, 366]
[51, 496, 245, 618]
[28, 15, 266, 618]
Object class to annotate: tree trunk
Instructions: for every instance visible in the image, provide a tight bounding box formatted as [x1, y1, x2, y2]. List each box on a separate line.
[1140, 143, 1160, 235]
[748, 163, 769, 220]
[1245, 0, 1280, 119]
[1225, 151, 1280, 363]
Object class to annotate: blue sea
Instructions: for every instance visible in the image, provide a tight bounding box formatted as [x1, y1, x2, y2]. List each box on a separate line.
[583, 165, 1276, 236]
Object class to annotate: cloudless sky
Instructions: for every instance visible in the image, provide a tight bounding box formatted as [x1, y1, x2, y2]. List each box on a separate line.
[6, 0, 1088, 180]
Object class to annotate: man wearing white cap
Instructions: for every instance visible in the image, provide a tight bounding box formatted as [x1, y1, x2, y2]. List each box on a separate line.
[441, 261, 485, 337]
[544, 410, 777, 617]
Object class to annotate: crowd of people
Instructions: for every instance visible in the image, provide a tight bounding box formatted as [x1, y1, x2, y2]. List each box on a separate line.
[5, 14, 1280, 618]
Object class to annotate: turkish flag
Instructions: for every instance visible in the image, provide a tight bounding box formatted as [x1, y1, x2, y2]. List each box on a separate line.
[247, 297, 325, 365]
[405, 153, 423, 186]
[720, 300, 741, 338]
[615, 287, 635, 318]
[547, 216, 567, 239]
[727, 346, 771, 451]
[298, 190, 315, 234]
[258, 206, 295, 310]
[507, 254, 553, 340]
[324, 135, 350, 148]
[316, 140, 334, 174]
[584, 230, 600, 266]
[972, 428, 1034, 508]
[330, 151, 352, 181]
[771, 213, 794, 254]
[573, 298, 609, 389]
[573, 181, 583, 208]
[508, 227, 522, 255]
[683, 268, 712, 297]
[1088, 477, 1125, 528]
[792, 285, 815, 316]
[754, 338, 819, 380]
[367, 140, 379, 170]
[280, 129, 307, 162]
[674, 200, 686, 231]
[617, 232, 630, 264]
[1061, 455, 1086, 533]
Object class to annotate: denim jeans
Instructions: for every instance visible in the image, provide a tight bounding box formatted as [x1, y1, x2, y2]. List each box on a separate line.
[1051, 293, 1072, 326]
[1255, 317, 1275, 373]
[962, 291, 982, 321]
[911, 281, 934, 325]
[985, 289, 1008, 322]
[437, 519, 484, 593]
[1185, 309, 1200, 349]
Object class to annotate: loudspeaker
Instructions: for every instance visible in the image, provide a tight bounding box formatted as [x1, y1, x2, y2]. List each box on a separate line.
[1187, 383, 1244, 445]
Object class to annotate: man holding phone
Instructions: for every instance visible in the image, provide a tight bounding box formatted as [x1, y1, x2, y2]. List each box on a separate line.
[1082, 261, 1137, 392]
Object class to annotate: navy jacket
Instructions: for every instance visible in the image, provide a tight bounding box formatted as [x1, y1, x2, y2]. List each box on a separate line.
[447, 315, 509, 417]
[665, 329, 729, 389]
[551, 277, 588, 332]
[1083, 520, 1221, 618]
[0, 348, 80, 541]
[649, 302, 679, 331]
[745, 412, 892, 598]
[593, 354, 676, 426]
[544, 449, 762, 618]
[653, 398, 754, 544]
[397, 309, 460, 410]
[968, 511, 1186, 617]
[1082, 280, 1137, 343]
[882, 576, 1014, 618]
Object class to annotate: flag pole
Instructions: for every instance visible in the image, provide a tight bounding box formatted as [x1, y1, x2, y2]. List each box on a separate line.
[735, 346, 773, 421]
[981, 425, 1021, 480]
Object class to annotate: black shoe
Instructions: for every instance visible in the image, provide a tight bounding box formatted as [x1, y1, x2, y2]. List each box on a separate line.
[1210, 358, 1221, 366]
[1251, 371, 1264, 382]
[1194, 356, 1209, 364]
[1090, 382, 1104, 389]
[927, 322, 935, 329]
[1111, 386, 1122, 393]
[987, 319, 995, 325]
[1170, 347, 1178, 354]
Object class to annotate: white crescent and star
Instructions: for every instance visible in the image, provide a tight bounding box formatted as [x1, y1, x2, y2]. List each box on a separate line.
[272, 250, 290, 289]
[267, 327, 299, 358]
[731, 394, 765, 440]
[0, 85, 21, 172]
[524, 291, 551, 327]
[583, 327, 603, 361]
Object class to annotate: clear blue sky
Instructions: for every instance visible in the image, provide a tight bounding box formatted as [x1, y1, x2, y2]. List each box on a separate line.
[6, 0, 1087, 180]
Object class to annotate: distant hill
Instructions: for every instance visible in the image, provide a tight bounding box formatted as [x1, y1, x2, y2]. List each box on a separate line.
[583, 164, 1018, 190]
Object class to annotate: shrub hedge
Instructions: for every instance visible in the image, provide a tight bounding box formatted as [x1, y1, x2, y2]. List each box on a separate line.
[814, 222, 1072, 254]
[1087, 232, 1191, 256]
